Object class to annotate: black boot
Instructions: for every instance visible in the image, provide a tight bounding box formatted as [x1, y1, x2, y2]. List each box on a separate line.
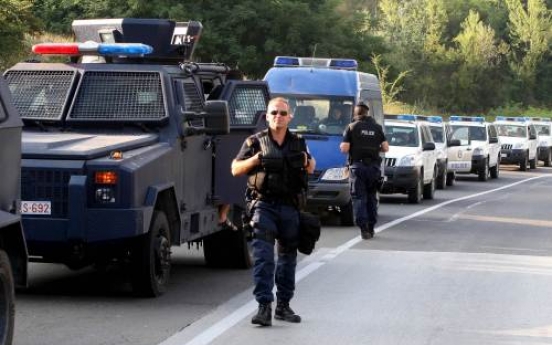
[275, 301, 301, 323]
[251, 303, 272, 326]
[360, 224, 374, 240]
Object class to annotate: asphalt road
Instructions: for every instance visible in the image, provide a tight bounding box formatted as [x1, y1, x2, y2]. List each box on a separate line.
[13, 165, 552, 345]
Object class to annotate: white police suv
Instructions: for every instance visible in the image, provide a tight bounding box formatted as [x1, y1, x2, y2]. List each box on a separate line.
[447, 116, 501, 181]
[382, 114, 437, 203]
[494, 116, 538, 171]
[417, 115, 459, 189]
[529, 117, 552, 166]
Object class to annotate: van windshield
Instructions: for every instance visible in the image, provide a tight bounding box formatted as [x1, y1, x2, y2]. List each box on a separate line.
[274, 94, 354, 135]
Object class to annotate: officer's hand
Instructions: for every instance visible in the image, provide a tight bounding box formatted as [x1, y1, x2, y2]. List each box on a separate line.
[253, 152, 262, 166]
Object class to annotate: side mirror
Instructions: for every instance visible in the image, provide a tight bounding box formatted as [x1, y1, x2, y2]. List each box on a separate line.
[423, 142, 436, 151]
[448, 139, 461, 147]
[489, 136, 499, 143]
[203, 100, 230, 135]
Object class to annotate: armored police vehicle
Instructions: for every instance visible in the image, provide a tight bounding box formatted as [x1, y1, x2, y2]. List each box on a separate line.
[0, 76, 28, 345]
[264, 57, 384, 225]
[5, 18, 270, 297]
[416, 115, 459, 188]
[494, 116, 538, 171]
[447, 116, 500, 181]
[381, 114, 437, 203]
[529, 117, 552, 166]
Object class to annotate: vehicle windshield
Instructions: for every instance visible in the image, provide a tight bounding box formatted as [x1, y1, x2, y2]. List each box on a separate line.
[275, 94, 354, 135]
[385, 125, 419, 147]
[497, 124, 526, 138]
[450, 125, 487, 144]
[534, 124, 550, 136]
[429, 126, 444, 143]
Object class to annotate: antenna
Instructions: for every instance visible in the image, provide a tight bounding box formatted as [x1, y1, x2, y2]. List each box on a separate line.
[311, 43, 318, 60]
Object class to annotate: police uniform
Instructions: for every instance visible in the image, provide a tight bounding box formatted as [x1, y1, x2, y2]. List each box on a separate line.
[342, 114, 386, 237]
[234, 128, 310, 324]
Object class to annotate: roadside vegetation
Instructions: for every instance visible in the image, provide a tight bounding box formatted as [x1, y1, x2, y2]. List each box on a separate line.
[1, 0, 551, 116]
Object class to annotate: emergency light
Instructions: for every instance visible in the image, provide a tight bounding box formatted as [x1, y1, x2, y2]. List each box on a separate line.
[449, 116, 485, 123]
[495, 116, 530, 122]
[273, 56, 358, 70]
[427, 116, 443, 123]
[385, 114, 417, 122]
[32, 42, 154, 56]
[531, 117, 551, 122]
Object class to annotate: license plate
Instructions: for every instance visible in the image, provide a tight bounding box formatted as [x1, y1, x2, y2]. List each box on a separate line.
[20, 201, 51, 215]
[449, 162, 470, 170]
[501, 153, 507, 158]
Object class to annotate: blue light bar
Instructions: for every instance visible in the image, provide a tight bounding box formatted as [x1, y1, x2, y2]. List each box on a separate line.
[449, 116, 485, 123]
[427, 116, 443, 123]
[329, 59, 358, 70]
[495, 116, 530, 122]
[98, 43, 153, 56]
[274, 56, 300, 67]
[386, 114, 417, 121]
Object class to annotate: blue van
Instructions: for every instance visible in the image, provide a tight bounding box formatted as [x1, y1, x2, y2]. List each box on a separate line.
[264, 56, 384, 225]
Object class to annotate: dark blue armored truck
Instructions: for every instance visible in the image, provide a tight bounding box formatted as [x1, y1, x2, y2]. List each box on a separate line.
[4, 19, 269, 297]
[0, 75, 28, 344]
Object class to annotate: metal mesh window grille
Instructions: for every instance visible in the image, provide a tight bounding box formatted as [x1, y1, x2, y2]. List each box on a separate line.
[4, 70, 76, 120]
[69, 72, 166, 121]
[228, 87, 268, 126]
[182, 82, 203, 126]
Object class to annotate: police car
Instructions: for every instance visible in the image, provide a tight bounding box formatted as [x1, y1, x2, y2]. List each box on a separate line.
[494, 116, 538, 171]
[529, 117, 552, 166]
[447, 116, 501, 181]
[416, 115, 459, 189]
[381, 114, 437, 203]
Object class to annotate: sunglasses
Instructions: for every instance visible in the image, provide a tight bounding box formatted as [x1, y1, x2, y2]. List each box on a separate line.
[269, 110, 289, 116]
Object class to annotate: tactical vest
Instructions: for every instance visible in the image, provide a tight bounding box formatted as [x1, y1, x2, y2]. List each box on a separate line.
[348, 117, 381, 163]
[247, 130, 308, 201]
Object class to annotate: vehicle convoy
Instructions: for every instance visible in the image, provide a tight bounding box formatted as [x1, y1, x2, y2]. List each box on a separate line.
[416, 115, 458, 188]
[4, 18, 270, 297]
[447, 116, 501, 181]
[263, 56, 384, 225]
[381, 114, 437, 204]
[494, 116, 538, 171]
[529, 117, 552, 166]
[0, 76, 28, 344]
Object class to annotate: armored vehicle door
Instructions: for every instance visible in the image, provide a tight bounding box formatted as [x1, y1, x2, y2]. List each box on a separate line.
[213, 80, 270, 206]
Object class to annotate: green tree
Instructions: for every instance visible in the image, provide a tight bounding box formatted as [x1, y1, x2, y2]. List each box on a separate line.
[0, 0, 40, 70]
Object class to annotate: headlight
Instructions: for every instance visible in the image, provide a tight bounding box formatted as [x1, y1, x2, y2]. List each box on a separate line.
[472, 147, 483, 155]
[398, 154, 417, 167]
[320, 167, 348, 181]
[513, 142, 524, 149]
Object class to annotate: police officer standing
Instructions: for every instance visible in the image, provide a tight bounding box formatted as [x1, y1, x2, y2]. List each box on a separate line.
[231, 97, 316, 327]
[340, 102, 389, 239]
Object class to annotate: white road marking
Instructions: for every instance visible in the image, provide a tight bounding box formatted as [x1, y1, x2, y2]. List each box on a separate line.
[158, 174, 549, 345]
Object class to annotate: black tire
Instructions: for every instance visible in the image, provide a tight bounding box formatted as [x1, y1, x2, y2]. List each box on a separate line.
[520, 154, 528, 171]
[131, 211, 171, 297]
[408, 175, 423, 204]
[478, 158, 489, 181]
[530, 157, 537, 169]
[436, 164, 447, 190]
[490, 157, 500, 179]
[544, 149, 552, 167]
[204, 206, 252, 269]
[446, 171, 455, 186]
[0, 250, 14, 345]
[339, 200, 354, 226]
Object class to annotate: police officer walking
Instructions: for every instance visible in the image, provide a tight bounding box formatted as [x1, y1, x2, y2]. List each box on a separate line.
[231, 97, 316, 327]
[340, 102, 389, 239]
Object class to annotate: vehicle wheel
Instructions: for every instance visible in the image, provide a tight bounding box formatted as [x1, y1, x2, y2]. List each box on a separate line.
[131, 211, 171, 297]
[204, 205, 252, 269]
[0, 250, 15, 345]
[544, 150, 552, 167]
[423, 172, 436, 200]
[490, 157, 500, 179]
[478, 158, 489, 181]
[436, 165, 447, 190]
[339, 200, 354, 226]
[407, 175, 423, 204]
[530, 157, 537, 169]
[520, 154, 528, 171]
[446, 171, 455, 186]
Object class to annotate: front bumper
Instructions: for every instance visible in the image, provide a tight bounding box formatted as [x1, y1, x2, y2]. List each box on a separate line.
[500, 149, 526, 164]
[381, 166, 421, 194]
[307, 180, 350, 208]
[470, 154, 487, 172]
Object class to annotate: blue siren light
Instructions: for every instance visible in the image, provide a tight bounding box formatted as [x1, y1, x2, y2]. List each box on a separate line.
[329, 59, 358, 69]
[450, 116, 484, 123]
[396, 114, 417, 121]
[98, 43, 153, 56]
[427, 116, 443, 123]
[33, 42, 154, 56]
[274, 56, 300, 67]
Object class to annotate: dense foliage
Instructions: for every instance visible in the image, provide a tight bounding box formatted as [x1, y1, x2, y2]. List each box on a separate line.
[3, 0, 552, 114]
